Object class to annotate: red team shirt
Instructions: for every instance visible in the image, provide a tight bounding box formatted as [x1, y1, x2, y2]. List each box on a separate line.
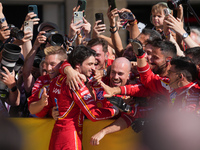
[137, 63, 200, 113]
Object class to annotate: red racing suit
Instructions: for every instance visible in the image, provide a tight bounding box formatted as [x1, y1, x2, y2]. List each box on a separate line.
[48, 74, 117, 150]
[27, 75, 51, 117]
[137, 63, 200, 113]
[28, 61, 71, 117]
[90, 77, 113, 108]
[119, 80, 168, 127]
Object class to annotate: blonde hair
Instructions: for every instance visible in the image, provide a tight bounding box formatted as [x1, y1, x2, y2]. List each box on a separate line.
[44, 46, 68, 61]
[151, 3, 173, 15]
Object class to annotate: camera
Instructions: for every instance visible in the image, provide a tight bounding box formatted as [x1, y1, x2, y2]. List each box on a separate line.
[167, 0, 188, 10]
[8, 24, 24, 40]
[44, 29, 64, 46]
[28, 7, 33, 11]
[14, 54, 24, 73]
[33, 55, 42, 68]
[0, 44, 21, 98]
[119, 12, 135, 21]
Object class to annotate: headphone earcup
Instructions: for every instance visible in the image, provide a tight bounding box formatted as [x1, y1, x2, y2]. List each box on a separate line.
[157, 2, 172, 14]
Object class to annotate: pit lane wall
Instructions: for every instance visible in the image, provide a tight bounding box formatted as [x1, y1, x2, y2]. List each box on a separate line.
[10, 118, 140, 150]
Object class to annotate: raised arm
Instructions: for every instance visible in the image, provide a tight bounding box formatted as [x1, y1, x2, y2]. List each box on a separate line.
[118, 8, 140, 40]
[23, 31, 47, 94]
[21, 12, 40, 59]
[71, 85, 119, 122]
[107, 7, 124, 57]
[163, 16, 184, 56]
[164, 14, 199, 48]
[0, 3, 8, 29]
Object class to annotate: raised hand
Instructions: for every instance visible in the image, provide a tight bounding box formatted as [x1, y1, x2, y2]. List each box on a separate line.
[82, 17, 91, 36]
[98, 80, 114, 98]
[107, 6, 118, 27]
[25, 12, 40, 25]
[0, 67, 16, 89]
[64, 66, 85, 90]
[130, 39, 145, 57]
[40, 87, 49, 107]
[92, 20, 106, 38]
[0, 26, 10, 41]
[33, 31, 47, 48]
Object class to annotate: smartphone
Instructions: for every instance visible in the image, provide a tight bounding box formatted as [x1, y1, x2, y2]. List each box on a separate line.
[77, 0, 87, 16]
[28, 5, 38, 18]
[164, 8, 170, 16]
[24, 21, 34, 40]
[54, 98, 59, 111]
[107, 0, 116, 11]
[95, 13, 104, 25]
[119, 12, 135, 20]
[74, 11, 83, 25]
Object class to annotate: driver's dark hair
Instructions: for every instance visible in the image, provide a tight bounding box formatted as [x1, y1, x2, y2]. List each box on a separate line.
[68, 45, 96, 68]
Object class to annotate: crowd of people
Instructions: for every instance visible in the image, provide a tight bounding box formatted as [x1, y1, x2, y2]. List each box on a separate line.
[0, 1, 200, 150]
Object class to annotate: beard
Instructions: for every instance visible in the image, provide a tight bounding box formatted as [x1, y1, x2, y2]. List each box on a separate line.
[152, 62, 166, 75]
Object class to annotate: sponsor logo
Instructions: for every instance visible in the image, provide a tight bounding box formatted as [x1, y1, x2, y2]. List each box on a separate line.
[80, 90, 88, 96]
[83, 94, 92, 100]
[44, 80, 49, 84]
[97, 91, 104, 100]
[53, 88, 61, 94]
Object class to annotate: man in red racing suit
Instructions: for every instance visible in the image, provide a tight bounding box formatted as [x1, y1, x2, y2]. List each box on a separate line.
[48, 45, 118, 150]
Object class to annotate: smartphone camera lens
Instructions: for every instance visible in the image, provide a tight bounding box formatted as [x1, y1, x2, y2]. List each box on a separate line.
[29, 7, 33, 11]
[78, 1, 82, 5]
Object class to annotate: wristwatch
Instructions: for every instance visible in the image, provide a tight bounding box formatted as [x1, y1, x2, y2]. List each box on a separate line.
[10, 86, 17, 92]
[0, 17, 6, 23]
[182, 32, 189, 39]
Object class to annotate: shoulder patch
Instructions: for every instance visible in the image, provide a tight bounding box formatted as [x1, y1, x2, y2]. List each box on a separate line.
[161, 80, 171, 92]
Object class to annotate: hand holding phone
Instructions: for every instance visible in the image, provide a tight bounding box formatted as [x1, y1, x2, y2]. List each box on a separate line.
[107, 0, 116, 11]
[28, 5, 38, 18]
[164, 8, 170, 16]
[77, 0, 87, 16]
[54, 98, 59, 111]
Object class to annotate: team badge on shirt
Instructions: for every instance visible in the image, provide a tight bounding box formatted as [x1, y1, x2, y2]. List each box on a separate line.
[97, 91, 104, 100]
